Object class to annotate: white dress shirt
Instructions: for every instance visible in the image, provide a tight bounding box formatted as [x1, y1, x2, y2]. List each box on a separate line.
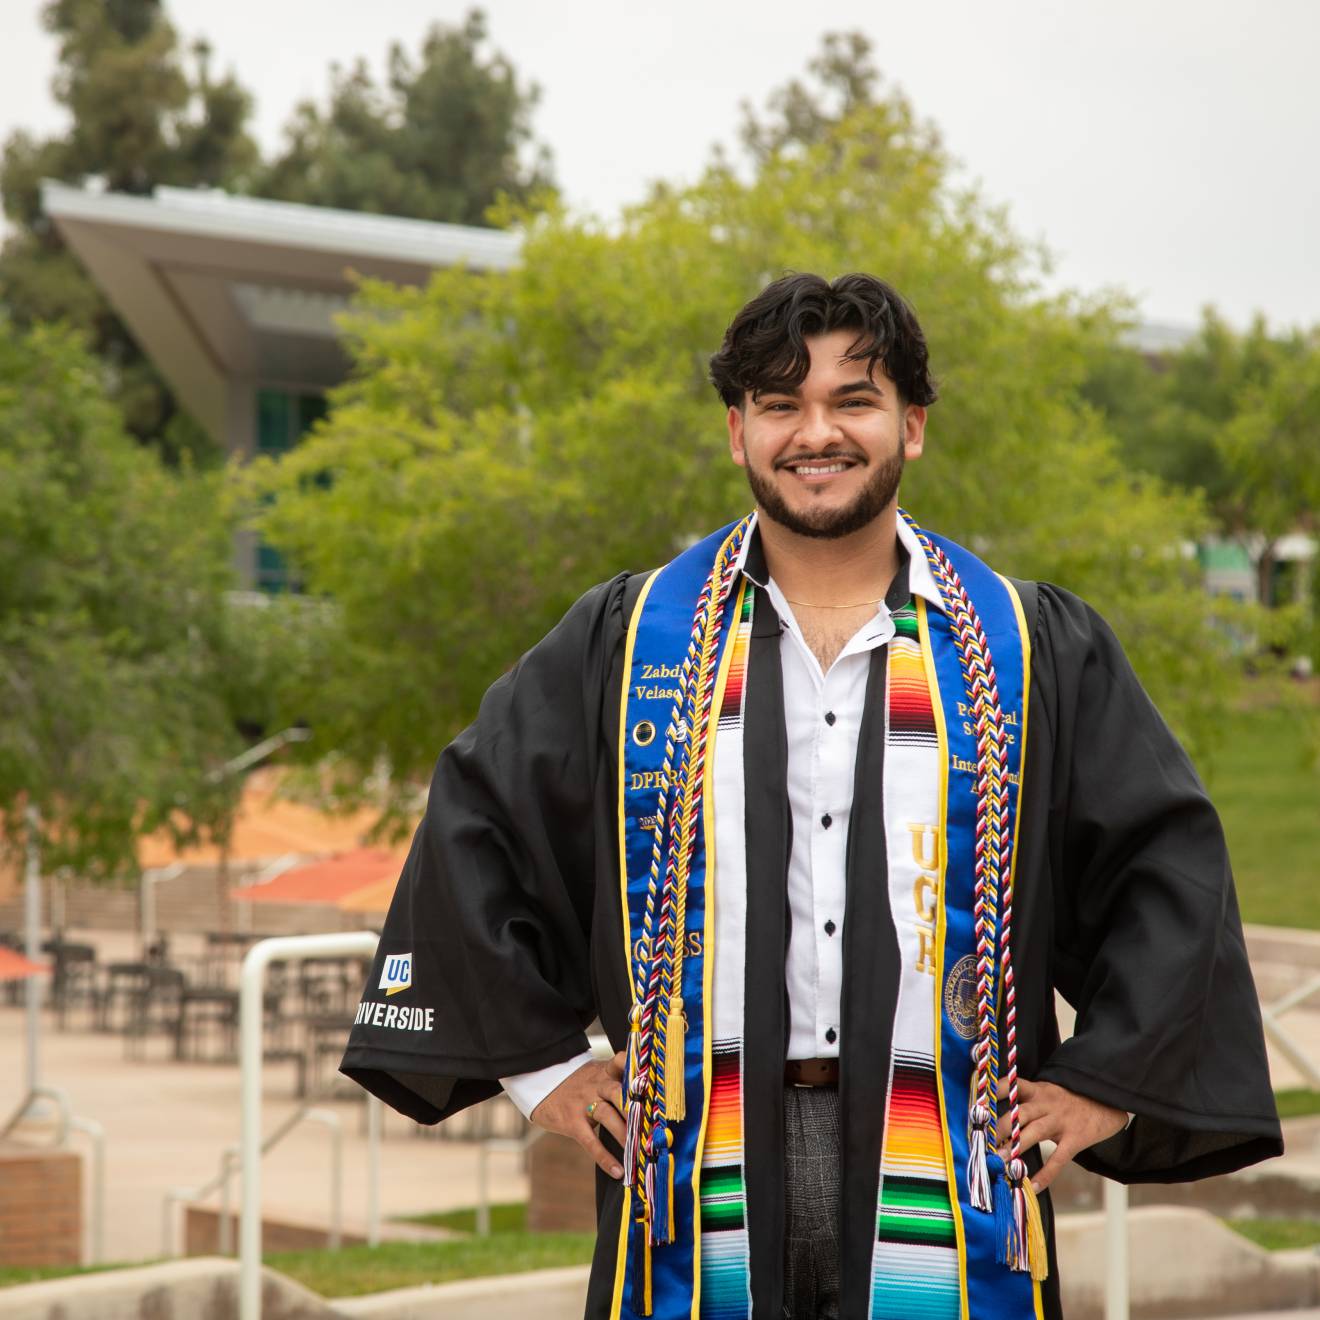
[502, 518, 945, 1119]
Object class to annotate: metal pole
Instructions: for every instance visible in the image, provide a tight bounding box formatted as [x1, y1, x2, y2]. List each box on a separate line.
[240, 931, 378, 1320]
[366, 1095, 381, 1247]
[24, 806, 42, 1096]
[219, 1146, 237, 1255]
[68, 1115, 105, 1265]
[476, 1142, 490, 1236]
[1104, 1180, 1129, 1320]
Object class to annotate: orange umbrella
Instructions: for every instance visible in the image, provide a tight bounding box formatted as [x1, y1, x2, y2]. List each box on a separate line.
[0, 947, 50, 983]
[230, 848, 404, 905]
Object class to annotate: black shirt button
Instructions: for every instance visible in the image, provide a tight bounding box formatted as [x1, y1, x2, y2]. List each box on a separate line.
[824, 711, 836, 726]
[824, 920, 836, 936]
[825, 1027, 837, 1044]
[821, 813, 832, 829]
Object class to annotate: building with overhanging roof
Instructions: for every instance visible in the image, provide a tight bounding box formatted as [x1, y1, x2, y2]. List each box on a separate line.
[43, 180, 520, 588]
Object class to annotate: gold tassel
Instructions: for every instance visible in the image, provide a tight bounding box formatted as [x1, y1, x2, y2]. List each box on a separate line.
[1022, 1178, 1049, 1282]
[662, 997, 686, 1121]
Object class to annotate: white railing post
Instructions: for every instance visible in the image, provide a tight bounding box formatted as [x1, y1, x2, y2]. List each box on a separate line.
[366, 1094, 381, 1247]
[68, 1115, 105, 1264]
[239, 931, 377, 1320]
[1104, 1180, 1129, 1320]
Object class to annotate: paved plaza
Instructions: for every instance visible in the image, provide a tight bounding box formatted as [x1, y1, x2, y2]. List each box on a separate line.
[1, 923, 1318, 1279]
[0, 930, 527, 1265]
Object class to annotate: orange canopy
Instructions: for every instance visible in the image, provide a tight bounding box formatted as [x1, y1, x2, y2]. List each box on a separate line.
[137, 768, 399, 868]
[0, 948, 50, 983]
[335, 874, 399, 913]
[230, 848, 404, 905]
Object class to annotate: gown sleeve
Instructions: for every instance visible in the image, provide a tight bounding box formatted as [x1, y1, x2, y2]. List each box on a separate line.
[339, 575, 630, 1124]
[1030, 584, 1284, 1182]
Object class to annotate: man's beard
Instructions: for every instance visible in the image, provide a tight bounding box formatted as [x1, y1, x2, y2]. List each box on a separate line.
[744, 441, 905, 540]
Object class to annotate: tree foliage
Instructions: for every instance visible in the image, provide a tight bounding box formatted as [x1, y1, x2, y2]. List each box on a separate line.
[243, 34, 1238, 822]
[255, 9, 553, 225]
[0, 0, 257, 461]
[1084, 312, 1320, 608]
[0, 321, 244, 875]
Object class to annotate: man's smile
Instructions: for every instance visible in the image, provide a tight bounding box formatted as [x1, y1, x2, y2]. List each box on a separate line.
[778, 455, 863, 484]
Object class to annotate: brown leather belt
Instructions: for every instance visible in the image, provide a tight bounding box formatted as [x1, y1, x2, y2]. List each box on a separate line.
[784, 1058, 839, 1088]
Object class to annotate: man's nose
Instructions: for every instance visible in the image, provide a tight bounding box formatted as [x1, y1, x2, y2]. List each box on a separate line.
[794, 406, 840, 446]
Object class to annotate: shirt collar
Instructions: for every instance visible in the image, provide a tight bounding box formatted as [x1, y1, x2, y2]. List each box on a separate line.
[732, 510, 944, 614]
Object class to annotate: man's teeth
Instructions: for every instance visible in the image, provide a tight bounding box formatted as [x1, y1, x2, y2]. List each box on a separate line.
[790, 462, 851, 474]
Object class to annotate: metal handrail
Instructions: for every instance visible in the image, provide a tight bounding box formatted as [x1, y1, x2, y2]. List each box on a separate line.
[162, 1101, 345, 1257]
[239, 931, 381, 1320]
[1260, 972, 1320, 1088]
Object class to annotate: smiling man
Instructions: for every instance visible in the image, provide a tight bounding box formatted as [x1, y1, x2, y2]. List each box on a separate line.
[341, 273, 1281, 1320]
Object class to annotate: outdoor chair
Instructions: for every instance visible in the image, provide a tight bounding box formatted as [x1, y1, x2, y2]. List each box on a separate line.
[47, 941, 98, 1030]
[123, 965, 187, 1060]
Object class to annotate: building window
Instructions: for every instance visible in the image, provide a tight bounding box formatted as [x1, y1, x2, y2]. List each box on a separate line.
[254, 389, 326, 592]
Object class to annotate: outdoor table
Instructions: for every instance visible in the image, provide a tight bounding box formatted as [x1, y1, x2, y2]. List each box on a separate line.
[173, 985, 241, 1061]
[46, 941, 98, 1029]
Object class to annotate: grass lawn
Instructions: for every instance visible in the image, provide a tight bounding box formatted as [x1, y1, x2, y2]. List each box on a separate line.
[1227, 1218, 1320, 1250]
[267, 1232, 595, 1298]
[396, 1200, 528, 1233]
[0, 1260, 142, 1289]
[1273, 1088, 1320, 1119]
[1199, 700, 1320, 929]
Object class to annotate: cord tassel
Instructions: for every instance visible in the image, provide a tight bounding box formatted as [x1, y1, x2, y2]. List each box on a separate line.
[662, 997, 686, 1122]
[993, 1166, 1019, 1268]
[968, 1105, 993, 1212]
[1022, 1175, 1049, 1281]
[649, 1128, 674, 1245]
[623, 1007, 643, 1186]
[630, 1212, 653, 1316]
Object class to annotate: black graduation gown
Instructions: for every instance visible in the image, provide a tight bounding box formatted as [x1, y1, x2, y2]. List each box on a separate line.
[340, 563, 1283, 1319]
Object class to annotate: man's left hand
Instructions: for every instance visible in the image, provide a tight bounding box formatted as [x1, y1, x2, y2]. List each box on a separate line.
[996, 1075, 1127, 1193]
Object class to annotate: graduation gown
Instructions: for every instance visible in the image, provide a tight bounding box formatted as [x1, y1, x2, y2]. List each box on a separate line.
[340, 549, 1283, 1319]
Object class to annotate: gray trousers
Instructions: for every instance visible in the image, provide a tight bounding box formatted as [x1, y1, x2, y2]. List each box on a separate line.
[783, 1084, 842, 1319]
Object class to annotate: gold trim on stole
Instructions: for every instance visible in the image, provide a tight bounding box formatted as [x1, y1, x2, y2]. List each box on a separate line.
[916, 596, 971, 1320]
[612, 568, 660, 1318]
[999, 576, 1043, 1320]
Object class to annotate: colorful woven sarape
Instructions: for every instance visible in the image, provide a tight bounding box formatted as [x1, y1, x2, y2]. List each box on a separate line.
[614, 512, 1041, 1319]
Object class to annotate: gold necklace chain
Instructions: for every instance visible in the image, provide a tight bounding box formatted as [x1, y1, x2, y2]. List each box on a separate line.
[782, 596, 883, 609]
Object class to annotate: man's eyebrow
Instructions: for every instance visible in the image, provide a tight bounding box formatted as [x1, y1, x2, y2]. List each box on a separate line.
[828, 379, 884, 399]
[754, 379, 885, 402]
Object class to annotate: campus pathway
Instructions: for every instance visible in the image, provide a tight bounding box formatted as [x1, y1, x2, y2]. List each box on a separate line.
[2, 923, 1318, 1269]
[0, 931, 527, 1265]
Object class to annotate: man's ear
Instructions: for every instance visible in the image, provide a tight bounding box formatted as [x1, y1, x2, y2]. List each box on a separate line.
[728, 404, 747, 468]
[903, 404, 928, 462]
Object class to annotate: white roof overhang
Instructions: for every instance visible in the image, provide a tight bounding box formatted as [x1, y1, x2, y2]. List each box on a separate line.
[42, 181, 521, 443]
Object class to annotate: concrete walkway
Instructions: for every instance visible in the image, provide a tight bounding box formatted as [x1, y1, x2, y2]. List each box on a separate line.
[0, 929, 527, 1264]
[3, 922, 1319, 1274]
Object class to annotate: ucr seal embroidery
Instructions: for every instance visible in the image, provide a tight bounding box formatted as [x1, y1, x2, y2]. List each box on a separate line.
[943, 952, 978, 1039]
[632, 719, 656, 747]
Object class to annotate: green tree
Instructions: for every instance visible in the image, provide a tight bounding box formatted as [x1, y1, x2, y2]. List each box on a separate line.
[0, 0, 257, 460]
[243, 35, 1235, 825]
[0, 321, 245, 876]
[255, 9, 553, 225]
[1217, 341, 1320, 605]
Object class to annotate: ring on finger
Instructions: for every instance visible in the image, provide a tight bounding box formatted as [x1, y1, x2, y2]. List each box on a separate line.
[586, 1101, 598, 1122]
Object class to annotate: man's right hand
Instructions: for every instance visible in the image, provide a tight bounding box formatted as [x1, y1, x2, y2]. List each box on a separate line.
[530, 1050, 628, 1179]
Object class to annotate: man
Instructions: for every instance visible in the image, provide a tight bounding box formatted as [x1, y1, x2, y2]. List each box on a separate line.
[341, 273, 1282, 1319]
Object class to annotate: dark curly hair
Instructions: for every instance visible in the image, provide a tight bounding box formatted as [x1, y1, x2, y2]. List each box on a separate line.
[709, 272, 938, 410]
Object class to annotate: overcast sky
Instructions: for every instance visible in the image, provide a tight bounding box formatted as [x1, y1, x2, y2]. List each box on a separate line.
[3, 0, 1317, 330]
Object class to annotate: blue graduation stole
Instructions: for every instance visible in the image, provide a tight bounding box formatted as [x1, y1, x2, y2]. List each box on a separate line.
[614, 514, 1039, 1320]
